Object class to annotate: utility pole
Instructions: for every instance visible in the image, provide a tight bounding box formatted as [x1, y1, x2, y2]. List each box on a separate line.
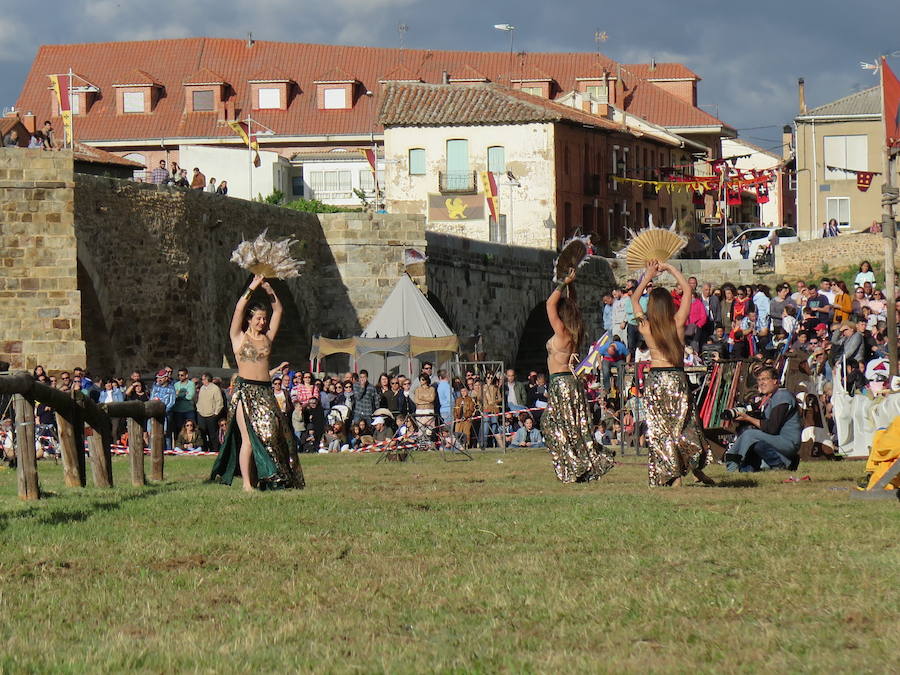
[879, 57, 899, 378]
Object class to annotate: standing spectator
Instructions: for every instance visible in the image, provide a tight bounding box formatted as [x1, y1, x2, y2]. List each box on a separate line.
[452, 387, 476, 448]
[790, 281, 807, 306]
[769, 284, 796, 332]
[831, 281, 853, 325]
[686, 291, 708, 351]
[172, 368, 196, 437]
[190, 167, 206, 190]
[175, 169, 190, 187]
[411, 375, 436, 430]
[601, 293, 614, 334]
[611, 287, 628, 341]
[381, 376, 401, 413]
[150, 370, 176, 449]
[272, 377, 288, 413]
[151, 159, 169, 184]
[752, 285, 771, 334]
[503, 369, 528, 412]
[436, 370, 454, 426]
[352, 370, 379, 425]
[196, 372, 225, 452]
[217, 180, 228, 195]
[818, 278, 836, 305]
[302, 397, 327, 451]
[206, 177, 217, 193]
[397, 377, 416, 416]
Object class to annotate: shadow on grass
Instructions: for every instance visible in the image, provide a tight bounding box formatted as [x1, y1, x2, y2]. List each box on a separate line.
[0, 484, 171, 531]
[713, 478, 760, 488]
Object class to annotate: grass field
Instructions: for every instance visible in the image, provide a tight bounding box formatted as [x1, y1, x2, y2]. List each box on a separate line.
[0, 449, 897, 673]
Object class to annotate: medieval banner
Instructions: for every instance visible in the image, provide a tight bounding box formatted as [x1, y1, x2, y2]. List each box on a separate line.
[428, 193, 485, 221]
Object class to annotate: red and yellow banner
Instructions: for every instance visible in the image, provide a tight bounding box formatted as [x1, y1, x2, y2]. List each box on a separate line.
[227, 120, 261, 167]
[359, 148, 377, 174]
[882, 56, 900, 148]
[48, 74, 73, 145]
[480, 171, 500, 222]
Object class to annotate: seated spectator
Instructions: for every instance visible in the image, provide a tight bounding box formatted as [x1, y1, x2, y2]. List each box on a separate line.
[207, 177, 218, 193]
[593, 421, 611, 446]
[725, 367, 801, 472]
[190, 167, 206, 190]
[372, 416, 393, 443]
[1, 418, 15, 466]
[175, 420, 204, 450]
[511, 416, 544, 448]
[324, 422, 346, 453]
[855, 261, 876, 289]
[845, 358, 869, 395]
[600, 339, 628, 391]
[2, 129, 20, 147]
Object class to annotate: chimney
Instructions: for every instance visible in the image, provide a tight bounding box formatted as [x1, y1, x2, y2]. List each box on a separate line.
[21, 112, 36, 134]
[798, 78, 806, 114]
[247, 32, 255, 48]
[441, 70, 449, 85]
[782, 124, 794, 160]
[649, 57, 656, 72]
[614, 66, 625, 108]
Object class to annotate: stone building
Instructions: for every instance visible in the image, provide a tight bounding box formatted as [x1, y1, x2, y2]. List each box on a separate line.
[379, 82, 700, 251]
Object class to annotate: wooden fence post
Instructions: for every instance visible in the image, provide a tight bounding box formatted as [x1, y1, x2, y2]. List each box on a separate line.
[150, 418, 164, 481]
[12, 394, 39, 501]
[85, 429, 107, 487]
[128, 418, 145, 486]
[55, 411, 85, 488]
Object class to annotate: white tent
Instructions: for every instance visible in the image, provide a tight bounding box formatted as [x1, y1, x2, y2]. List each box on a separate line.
[362, 274, 454, 338]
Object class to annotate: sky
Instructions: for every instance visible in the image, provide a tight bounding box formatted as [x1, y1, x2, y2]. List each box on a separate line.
[2, 0, 899, 151]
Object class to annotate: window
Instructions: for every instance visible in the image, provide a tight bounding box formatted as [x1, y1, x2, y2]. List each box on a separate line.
[487, 146, 505, 174]
[445, 139, 470, 190]
[122, 91, 144, 113]
[291, 174, 304, 196]
[489, 214, 507, 243]
[359, 169, 383, 193]
[323, 88, 347, 109]
[308, 170, 352, 197]
[520, 86, 542, 96]
[823, 135, 867, 180]
[192, 90, 215, 111]
[826, 197, 851, 228]
[70, 94, 80, 115]
[585, 85, 608, 103]
[611, 145, 619, 192]
[258, 87, 280, 109]
[408, 148, 426, 175]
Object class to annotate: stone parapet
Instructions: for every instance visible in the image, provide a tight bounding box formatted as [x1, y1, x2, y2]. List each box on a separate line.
[776, 233, 897, 279]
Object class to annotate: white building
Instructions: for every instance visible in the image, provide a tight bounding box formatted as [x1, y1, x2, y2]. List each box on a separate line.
[379, 82, 686, 250]
[290, 150, 384, 207]
[177, 145, 291, 200]
[720, 138, 784, 227]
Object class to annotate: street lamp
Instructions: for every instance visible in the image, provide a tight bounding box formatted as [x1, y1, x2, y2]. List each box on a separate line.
[493, 23, 516, 85]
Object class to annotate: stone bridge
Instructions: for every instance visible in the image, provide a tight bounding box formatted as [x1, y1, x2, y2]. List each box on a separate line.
[1, 148, 616, 376]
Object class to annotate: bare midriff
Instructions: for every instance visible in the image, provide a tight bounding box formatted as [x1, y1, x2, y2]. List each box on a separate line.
[234, 332, 272, 381]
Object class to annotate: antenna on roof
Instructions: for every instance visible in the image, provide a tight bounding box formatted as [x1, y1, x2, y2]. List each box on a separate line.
[247, 32, 255, 48]
[398, 23, 408, 50]
[593, 29, 609, 54]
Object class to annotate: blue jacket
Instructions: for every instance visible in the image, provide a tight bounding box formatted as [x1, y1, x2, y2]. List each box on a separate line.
[436, 380, 454, 413]
[512, 426, 544, 447]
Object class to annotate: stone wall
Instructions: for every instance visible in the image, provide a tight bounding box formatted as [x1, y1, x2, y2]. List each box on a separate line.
[73, 175, 425, 375]
[606, 257, 757, 287]
[0, 149, 85, 371]
[425, 232, 616, 369]
[775, 233, 897, 280]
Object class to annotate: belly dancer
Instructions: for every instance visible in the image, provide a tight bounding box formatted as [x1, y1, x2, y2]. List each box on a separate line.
[542, 267, 615, 483]
[210, 274, 304, 490]
[631, 260, 713, 487]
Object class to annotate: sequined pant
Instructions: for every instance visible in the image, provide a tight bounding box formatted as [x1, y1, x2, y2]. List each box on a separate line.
[643, 368, 709, 486]
[210, 377, 304, 489]
[543, 373, 615, 483]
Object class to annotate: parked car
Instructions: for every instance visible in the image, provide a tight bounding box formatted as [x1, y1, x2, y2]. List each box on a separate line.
[719, 227, 798, 260]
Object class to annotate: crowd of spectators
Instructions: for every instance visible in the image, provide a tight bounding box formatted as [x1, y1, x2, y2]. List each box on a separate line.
[5, 259, 895, 469]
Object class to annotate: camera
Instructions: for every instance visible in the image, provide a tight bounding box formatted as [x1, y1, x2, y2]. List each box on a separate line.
[722, 405, 751, 422]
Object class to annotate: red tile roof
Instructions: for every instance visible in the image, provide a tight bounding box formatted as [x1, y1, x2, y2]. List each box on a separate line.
[624, 63, 700, 80]
[448, 65, 489, 82]
[378, 63, 421, 83]
[314, 67, 357, 83]
[379, 82, 625, 132]
[248, 66, 293, 83]
[15, 38, 726, 144]
[112, 69, 162, 87]
[183, 67, 227, 85]
[511, 66, 553, 82]
[73, 141, 144, 167]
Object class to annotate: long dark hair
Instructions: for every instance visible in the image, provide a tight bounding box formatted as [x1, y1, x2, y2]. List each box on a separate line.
[557, 294, 585, 353]
[646, 287, 683, 367]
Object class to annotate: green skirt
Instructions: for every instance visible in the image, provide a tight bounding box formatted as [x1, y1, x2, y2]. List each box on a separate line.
[209, 377, 304, 489]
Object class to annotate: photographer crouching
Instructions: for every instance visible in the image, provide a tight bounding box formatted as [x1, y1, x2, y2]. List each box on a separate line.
[725, 366, 801, 473]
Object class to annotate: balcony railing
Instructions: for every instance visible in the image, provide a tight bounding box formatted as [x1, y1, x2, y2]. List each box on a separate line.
[439, 170, 477, 194]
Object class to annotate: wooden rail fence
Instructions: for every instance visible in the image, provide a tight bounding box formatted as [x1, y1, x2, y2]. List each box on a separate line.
[0, 372, 166, 500]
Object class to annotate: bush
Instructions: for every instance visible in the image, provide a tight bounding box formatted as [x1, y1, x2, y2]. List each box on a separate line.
[281, 198, 361, 214]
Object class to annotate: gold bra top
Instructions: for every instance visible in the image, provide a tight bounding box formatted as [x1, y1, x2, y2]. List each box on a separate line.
[237, 334, 271, 363]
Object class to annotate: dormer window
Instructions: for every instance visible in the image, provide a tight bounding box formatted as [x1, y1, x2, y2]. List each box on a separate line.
[192, 90, 215, 111]
[314, 68, 358, 110]
[448, 65, 489, 84]
[112, 70, 162, 115]
[248, 68, 294, 111]
[123, 91, 145, 113]
[182, 68, 227, 114]
[511, 67, 553, 98]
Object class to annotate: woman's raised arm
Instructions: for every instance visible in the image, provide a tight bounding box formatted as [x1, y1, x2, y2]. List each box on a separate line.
[546, 268, 576, 336]
[660, 262, 693, 326]
[231, 274, 263, 340]
[263, 281, 283, 340]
